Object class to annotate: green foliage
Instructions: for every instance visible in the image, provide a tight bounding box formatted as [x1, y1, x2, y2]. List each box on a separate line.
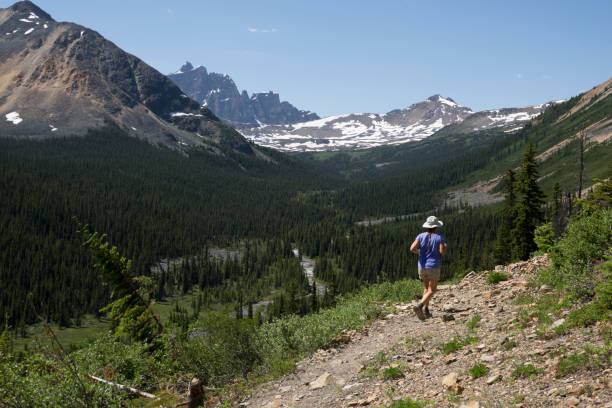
[0, 313, 11, 355]
[534, 222, 555, 253]
[468, 362, 489, 378]
[441, 335, 478, 355]
[442, 339, 461, 355]
[0, 129, 337, 328]
[565, 302, 609, 329]
[495, 169, 516, 265]
[512, 142, 546, 260]
[382, 366, 404, 380]
[511, 363, 543, 379]
[578, 175, 612, 216]
[171, 311, 260, 384]
[556, 344, 609, 377]
[0, 349, 123, 407]
[78, 224, 162, 343]
[466, 314, 482, 331]
[387, 398, 426, 408]
[73, 333, 169, 391]
[543, 209, 612, 300]
[487, 272, 508, 284]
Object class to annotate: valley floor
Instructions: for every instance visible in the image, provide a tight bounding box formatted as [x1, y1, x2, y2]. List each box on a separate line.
[238, 255, 611, 408]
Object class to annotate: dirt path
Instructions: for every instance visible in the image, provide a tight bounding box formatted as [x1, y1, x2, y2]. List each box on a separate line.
[238, 256, 611, 408]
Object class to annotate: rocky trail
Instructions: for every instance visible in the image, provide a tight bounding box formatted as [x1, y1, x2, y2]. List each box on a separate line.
[238, 256, 611, 408]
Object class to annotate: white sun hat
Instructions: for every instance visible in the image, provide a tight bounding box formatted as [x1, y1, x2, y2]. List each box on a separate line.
[422, 215, 443, 228]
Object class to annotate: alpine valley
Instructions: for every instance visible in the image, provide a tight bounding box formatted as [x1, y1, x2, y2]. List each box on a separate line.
[0, 1, 611, 407]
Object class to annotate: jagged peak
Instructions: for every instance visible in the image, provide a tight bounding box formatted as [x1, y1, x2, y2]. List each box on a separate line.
[179, 61, 194, 72]
[7, 1, 53, 22]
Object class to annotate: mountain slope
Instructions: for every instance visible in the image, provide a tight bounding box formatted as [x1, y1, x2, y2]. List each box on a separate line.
[242, 95, 554, 152]
[329, 76, 612, 219]
[241, 255, 611, 408]
[168, 61, 319, 125]
[0, 1, 251, 153]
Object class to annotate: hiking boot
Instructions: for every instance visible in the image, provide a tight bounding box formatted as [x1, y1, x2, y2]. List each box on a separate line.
[424, 308, 432, 319]
[413, 304, 425, 321]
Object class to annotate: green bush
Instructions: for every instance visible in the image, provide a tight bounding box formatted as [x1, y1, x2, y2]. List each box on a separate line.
[442, 339, 461, 355]
[511, 363, 543, 379]
[0, 351, 123, 407]
[534, 222, 555, 253]
[469, 362, 490, 378]
[487, 271, 508, 284]
[565, 302, 609, 329]
[466, 314, 482, 331]
[387, 398, 426, 408]
[556, 344, 609, 377]
[545, 209, 612, 299]
[382, 366, 404, 380]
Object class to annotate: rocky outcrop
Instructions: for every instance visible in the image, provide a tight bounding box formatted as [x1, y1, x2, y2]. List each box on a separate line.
[168, 62, 319, 125]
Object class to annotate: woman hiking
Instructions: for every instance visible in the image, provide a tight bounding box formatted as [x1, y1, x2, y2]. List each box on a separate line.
[410, 216, 447, 320]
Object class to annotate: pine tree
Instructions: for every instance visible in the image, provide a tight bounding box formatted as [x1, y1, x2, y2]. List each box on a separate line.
[512, 143, 545, 260]
[552, 182, 562, 236]
[494, 169, 516, 265]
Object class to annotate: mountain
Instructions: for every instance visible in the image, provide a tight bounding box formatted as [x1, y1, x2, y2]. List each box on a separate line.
[168, 61, 319, 125]
[241, 95, 557, 152]
[0, 1, 252, 153]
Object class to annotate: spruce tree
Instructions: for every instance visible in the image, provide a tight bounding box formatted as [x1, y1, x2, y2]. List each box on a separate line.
[512, 143, 545, 260]
[494, 169, 516, 265]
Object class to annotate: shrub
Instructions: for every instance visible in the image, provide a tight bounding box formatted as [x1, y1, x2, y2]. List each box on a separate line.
[556, 344, 608, 377]
[466, 314, 482, 331]
[442, 339, 461, 355]
[545, 209, 612, 299]
[511, 363, 543, 379]
[469, 362, 489, 378]
[487, 271, 508, 284]
[382, 366, 404, 380]
[387, 398, 426, 408]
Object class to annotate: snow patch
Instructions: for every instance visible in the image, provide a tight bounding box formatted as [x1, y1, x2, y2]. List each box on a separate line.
[80, 30, 84, 37]
[170, 112, 203, 117]
[43, 23, 48, 29]
[28, 12, 40, 20]
[49, 124, 57, 132]
[6, 112, 23, 125]
[131, 126, 137, 131]
[437, 96, 458, 107]
[19, 18, 33, 23]
[24, 28, 34, 35]
[291, 114, 353, 130]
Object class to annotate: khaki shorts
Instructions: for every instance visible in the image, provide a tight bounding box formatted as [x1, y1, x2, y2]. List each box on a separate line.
[418, 267, 441, 281]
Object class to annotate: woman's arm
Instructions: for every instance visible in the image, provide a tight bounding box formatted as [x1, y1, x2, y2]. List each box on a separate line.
[410, 239, 420, 254]
[439, 242, 447, 256]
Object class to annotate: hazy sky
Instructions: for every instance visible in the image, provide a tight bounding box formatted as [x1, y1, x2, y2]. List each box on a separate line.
[9, 0, 612, 117]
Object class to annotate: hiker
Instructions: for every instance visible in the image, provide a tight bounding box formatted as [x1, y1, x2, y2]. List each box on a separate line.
[174, 378, 204, 408]
[410, 216, 447, 320]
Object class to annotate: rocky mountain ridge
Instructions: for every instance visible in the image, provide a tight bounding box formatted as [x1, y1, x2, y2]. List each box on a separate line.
[0, 1, 253, 154]
[168, 62, 319, 126]
[240, 96, 560, 152]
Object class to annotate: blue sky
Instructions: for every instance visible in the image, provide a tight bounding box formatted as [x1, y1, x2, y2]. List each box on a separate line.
[10, 0, 612, 117]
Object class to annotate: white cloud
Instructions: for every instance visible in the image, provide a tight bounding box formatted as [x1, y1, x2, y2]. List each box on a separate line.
[247, 27, 278, 33]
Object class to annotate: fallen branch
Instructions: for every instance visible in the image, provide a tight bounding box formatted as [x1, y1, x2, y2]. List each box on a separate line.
[88, 375, 157, 399]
